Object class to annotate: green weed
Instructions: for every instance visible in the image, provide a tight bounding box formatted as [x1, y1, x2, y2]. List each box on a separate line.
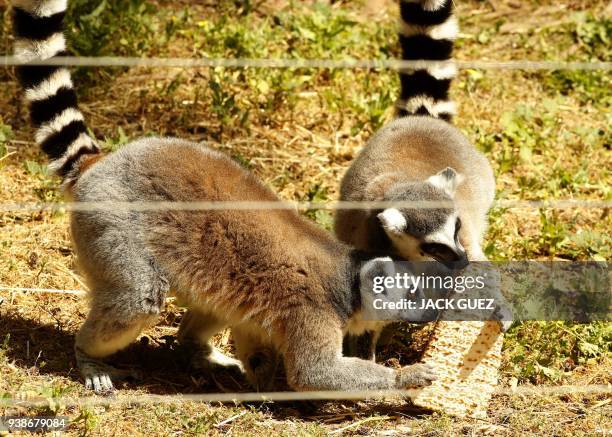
[305, 183, 334, 230]
[23, 160, 60, 203]
[503, 321, 611, 383]
[65, 0, 174, 88]
[102, 127, 131, 152]
[0, 120, 13, 162]
[537, 14, 610, 105]
[72, 408, 99, 433]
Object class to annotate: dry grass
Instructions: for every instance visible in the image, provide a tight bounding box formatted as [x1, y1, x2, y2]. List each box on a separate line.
[0, 0, 610, 434]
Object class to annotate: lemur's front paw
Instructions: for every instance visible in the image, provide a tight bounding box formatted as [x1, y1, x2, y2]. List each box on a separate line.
[483, 268, 513, 332]
[466, 263, 513, 332]
[397, 362, 437, 388]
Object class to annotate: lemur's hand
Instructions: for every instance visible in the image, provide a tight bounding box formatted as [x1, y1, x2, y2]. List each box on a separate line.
[396, 362, 437, 388]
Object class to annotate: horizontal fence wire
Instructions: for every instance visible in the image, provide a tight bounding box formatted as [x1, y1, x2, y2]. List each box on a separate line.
[0, 286, 85, 295]
[1, 385, 610, 408]
[0, 200, 610, 213]
[2, 56, 611, 70]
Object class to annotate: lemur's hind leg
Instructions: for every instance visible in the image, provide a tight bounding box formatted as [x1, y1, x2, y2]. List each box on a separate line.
[75, 266, 170, 394]
[177, 308, 244, 374]
[75, 300, 159, 394]
[233, 324, 280, 391]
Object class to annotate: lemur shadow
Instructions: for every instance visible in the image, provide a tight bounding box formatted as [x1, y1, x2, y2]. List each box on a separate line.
[0, 313, 432, 419]
[0, 311, 230, 394]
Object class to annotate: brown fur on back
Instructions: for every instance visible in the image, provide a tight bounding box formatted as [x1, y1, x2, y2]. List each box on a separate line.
[140, 144, 350, 350]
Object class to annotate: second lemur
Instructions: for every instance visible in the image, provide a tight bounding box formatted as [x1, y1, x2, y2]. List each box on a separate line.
[336, 0, 504, 360]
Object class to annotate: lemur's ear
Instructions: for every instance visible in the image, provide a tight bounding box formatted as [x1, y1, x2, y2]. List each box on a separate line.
[377, 208, 406, 234]
[427, 167, 465, 197]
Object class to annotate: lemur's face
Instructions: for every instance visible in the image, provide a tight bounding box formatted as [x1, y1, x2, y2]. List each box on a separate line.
[377, 167, 468, 270]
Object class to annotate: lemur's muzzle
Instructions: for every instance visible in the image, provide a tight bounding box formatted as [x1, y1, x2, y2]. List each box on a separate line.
[421, 243, 470, 270]
[441, 249, 469, 270]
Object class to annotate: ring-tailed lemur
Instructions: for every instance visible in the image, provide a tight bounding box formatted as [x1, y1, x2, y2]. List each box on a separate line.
[336, 0, 506, 360]
[12, 0, 437, 394]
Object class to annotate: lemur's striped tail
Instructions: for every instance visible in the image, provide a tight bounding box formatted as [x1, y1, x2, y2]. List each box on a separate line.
[395, 0, 458, 122]
[12, 0, 100, 181]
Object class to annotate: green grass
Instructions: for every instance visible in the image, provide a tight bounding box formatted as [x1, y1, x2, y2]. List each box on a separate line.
[538, 13, 611, 105]
[0, 118, 13, 162]
[504, 321, 611, 383]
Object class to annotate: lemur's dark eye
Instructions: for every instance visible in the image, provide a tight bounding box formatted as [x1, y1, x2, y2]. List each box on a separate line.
[421, 243, 458, 262]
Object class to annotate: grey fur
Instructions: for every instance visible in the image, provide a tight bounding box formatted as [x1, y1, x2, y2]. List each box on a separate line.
[385, 182, 453, 237]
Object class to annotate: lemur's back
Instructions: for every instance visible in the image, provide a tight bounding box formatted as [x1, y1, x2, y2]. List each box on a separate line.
[71, 138, 343, 312]
[339, 117, 494, 228]
[341, 118, 492, 195]
[72, 138, 277, 203]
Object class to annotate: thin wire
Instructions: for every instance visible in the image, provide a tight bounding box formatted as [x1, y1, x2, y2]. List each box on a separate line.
[1, 56, 611, 70]
[1, 385, 610, 408]
[0, 199, 609, 213]
[0, 286, 85, 295]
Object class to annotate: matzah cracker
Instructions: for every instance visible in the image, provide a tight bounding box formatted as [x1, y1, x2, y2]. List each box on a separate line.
[411, 321, 503, 418]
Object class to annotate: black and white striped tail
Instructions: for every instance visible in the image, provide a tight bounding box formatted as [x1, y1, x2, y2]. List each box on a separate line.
[395, 0, 457, 122]
[12, 0, 100, 181]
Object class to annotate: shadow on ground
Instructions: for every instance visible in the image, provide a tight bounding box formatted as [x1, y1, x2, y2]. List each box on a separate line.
[0, 310, 433, 418]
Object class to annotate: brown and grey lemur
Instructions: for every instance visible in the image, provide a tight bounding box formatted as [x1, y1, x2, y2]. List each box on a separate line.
[12, 0, 437, 394]
[336, 0, 507, 360]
